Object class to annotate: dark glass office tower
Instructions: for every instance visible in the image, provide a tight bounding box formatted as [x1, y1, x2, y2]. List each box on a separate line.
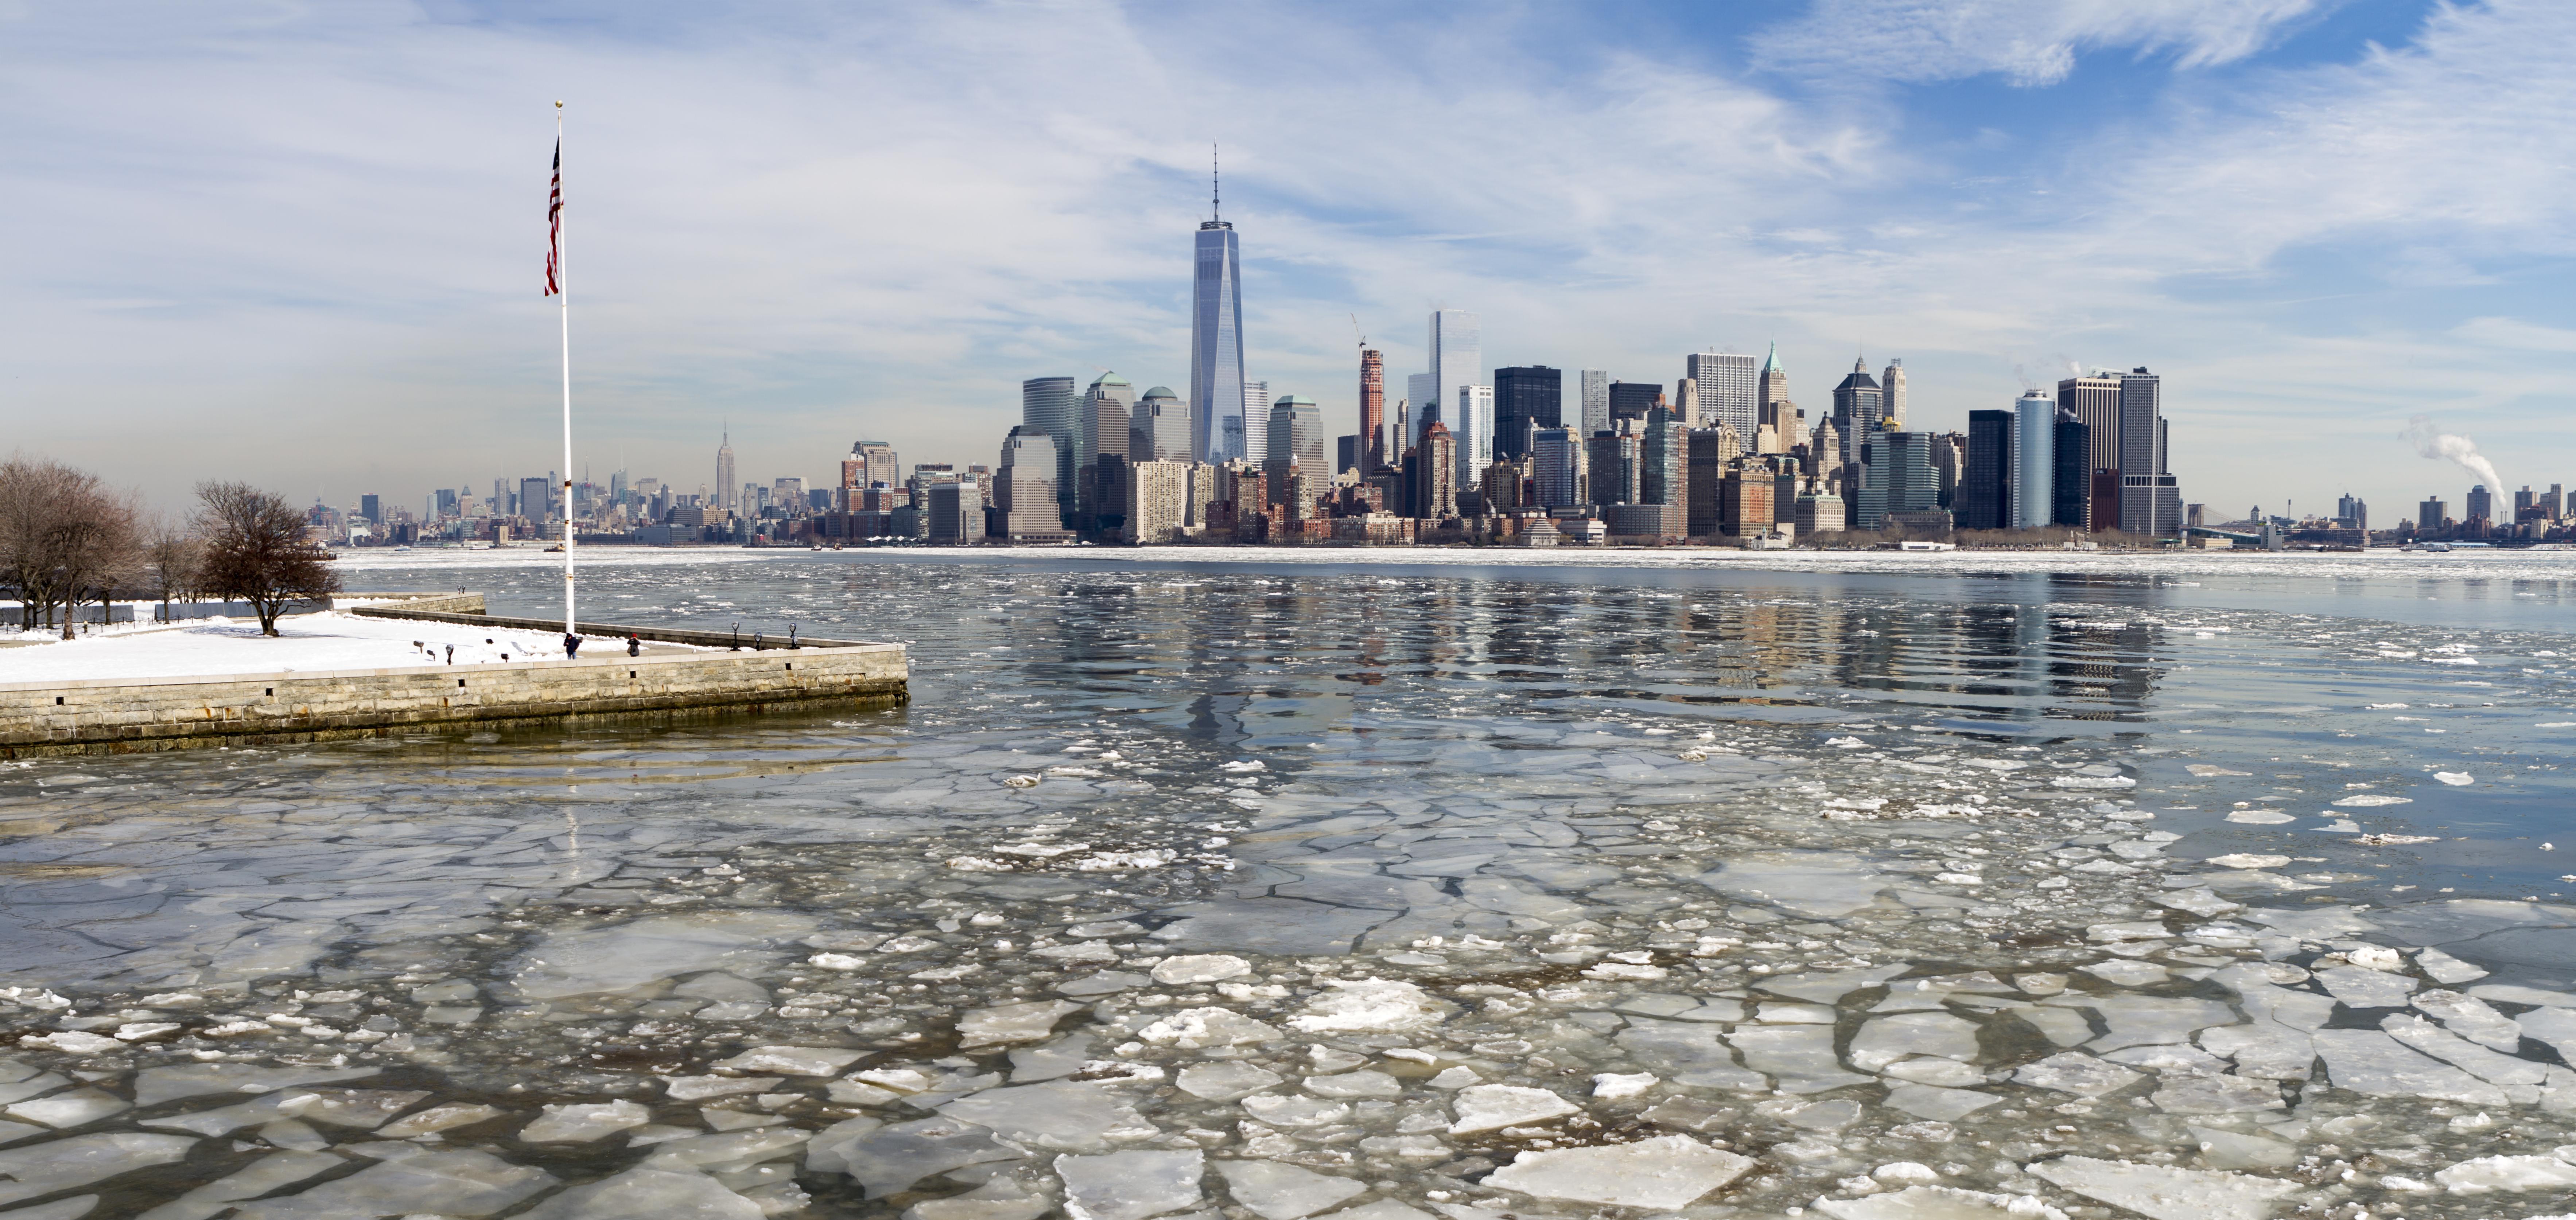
[1493, 366, 1562, 460]
[2052, 416, 2091, 528]
[1961, 410, 2013, 530]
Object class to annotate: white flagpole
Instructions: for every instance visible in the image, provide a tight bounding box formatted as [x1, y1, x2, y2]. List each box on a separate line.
[556, 101, 576, 640]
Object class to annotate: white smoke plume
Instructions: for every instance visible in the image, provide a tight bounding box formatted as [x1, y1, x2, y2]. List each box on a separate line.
[2404, 415, 2503, 492]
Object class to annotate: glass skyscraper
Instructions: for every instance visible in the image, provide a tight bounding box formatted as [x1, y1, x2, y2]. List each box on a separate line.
[1189, 218, 1246, 464]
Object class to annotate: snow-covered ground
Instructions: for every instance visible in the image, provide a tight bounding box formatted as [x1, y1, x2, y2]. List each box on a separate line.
[0, 611, 665, 684]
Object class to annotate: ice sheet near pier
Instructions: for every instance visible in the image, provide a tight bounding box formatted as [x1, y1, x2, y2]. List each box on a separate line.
[1, 552, 2573, 1218]
[0, 611, 695, 683]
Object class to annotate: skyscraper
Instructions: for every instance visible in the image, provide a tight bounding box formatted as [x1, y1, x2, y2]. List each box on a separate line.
[1022, 377, 1078, 525]
[1962, 410, 2013, 531]
[359, 494, 380, 525]
[1881, 360, 1907, 429]
[2466, 484, 2494, 524]
[1608, 381, 1664, 428]
[1757, 342, 1791, 447]
[1832, 359, 1883, 468]
[1687, 352, 1758, 443]
[1358, 348, 1385, 474]
[2012, 390, 2055, 530]
[2116, 368, 2180, 537]
[2054, 372, 2122, 528]
[1580, 370, 1610, 437]
[1532, 427, 1583, 508]
[715, 432, 736, 511]
[1131, 386, 1184, 462]
[1404, 374, 1437, 448]
[1493, 366, 1562, 460]
[1451, 385, 1495, 489]
[1422, 310, 1481, 452]
[1264, 395, 1325, 506]
[1077, 374, 1135, 529]
[1189, 180, 1247, 464]
[1240, 380, 1269, 465]
[2052, 416, 2091, 529]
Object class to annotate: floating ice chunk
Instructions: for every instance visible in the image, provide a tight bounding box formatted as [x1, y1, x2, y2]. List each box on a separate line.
[906, 1173, 1053, 1220]
[957, 1000, 1082, 1049]
[2311, 1029, 2509, 1105]
[2064, 995, 2239, 1052]
[2380, 1014, 2549, 1085]
[1175, 1063, 1284, 1101]
[2078, 960, 2169, 987]
[1873, 1162, 1941, 1185]
[2026, 1155, 2297, 1220]
[2053, 776, 2135, 789]
[1056, 1149, 1204, 1220]
[5, 1090, 128, 1129]
[1033, 942, 1121, 964]
[1758, 964, 1910, 1004]
[2196, 1023, 2315, 1080]
[1701, 851, 1890, 918]
[2434, 771, 2474, 785]
[2150, 1075, 2282, 1114]
[1848, 1013, 1980, 1072]
[128, 1148, 340, 1219]
[805, 1116, 1021, 1197]
[0, 1197, 99, 1220]
[1592, 1072, 1658, 1099]
[2432, 1153, 2576, 1193]
[1426, 1066, 1480, 1089]
[2012, 1053, 2144, 1097]
[1220, 760, 1266, 772]
[2313, 965, 2417, 1008]
[1582, 962, 1669, 981]
[1758, 1003, 1838, 1023]
[1213, 1158, 1368, 1220]
[2202, 854, 2288, 870]
[2186, 765, 2250, 777]
[377, 1103, 507, 1137]
[15, 1033, 118, 1056]
[1884, 1084, 2000, 1121]
[1245, 1094, 1352, 1128]
[517, 1167, 762, 1219]
[1615, 1020, 1766, 1090]
[939, 1081, 1152, 1151]
[1303, 1071, 1402, 1099]
[1732, 1025, 1872, 1094]
[1448, 1084, 1578, 1134]
[809, 953, 866, 970]
[2412, 989, 2523, 1050]
[1151, 955, 1251, 985]
[519, 1099, 651, 1143]
[1483, 1134, 1753, 1209]
[1284, 979, 1453, 1034]
[2185, 1125, 2296, 1170]
[2149, 888, 2243, 917]
[1819, 1185, 2068, 1220]
[1138, 1007, 1279, 1048]
[1315, 1199, 1434, 1220]
[1882, 1058, 1984, 1087]
[511, 912, 814, 1000]
[226, 1148, 555, 1219]
[0, 1134, 195, 1208]
[2334, 794, 2411, 806]
[2224, 810, 2295, 825]
[714, 1045, 868, 1076]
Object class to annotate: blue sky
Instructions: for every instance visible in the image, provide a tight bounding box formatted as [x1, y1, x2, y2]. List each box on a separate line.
[5, 0, 2572, 522]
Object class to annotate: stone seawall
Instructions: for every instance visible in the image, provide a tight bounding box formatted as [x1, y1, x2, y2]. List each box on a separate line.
[1, 641, 906, 759]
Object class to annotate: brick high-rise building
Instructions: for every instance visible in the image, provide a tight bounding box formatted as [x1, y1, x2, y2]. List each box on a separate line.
[1358, 347, 1385, 475]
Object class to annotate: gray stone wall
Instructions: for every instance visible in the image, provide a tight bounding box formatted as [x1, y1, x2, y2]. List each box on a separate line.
[1, 643, 906, 758]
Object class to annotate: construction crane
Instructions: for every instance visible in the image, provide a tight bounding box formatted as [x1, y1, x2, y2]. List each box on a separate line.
[1350, 314, 1368, 351]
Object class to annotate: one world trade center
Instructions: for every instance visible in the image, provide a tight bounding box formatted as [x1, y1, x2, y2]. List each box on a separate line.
[1189, 166, 1246, 464]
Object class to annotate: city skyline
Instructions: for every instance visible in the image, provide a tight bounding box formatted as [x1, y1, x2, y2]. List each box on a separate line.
[7, 2, 2572, 519]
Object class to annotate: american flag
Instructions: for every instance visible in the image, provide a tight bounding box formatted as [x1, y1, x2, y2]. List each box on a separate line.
[544, 139, 562, 297]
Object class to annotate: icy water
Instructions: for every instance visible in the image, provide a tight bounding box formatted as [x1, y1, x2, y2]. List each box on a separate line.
[3, 550, 2575, 1220]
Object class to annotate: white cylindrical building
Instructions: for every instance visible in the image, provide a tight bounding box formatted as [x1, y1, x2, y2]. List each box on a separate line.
[2012, 390, 2055, 529]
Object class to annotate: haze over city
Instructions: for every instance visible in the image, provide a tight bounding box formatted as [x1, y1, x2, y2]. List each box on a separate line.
[7, 1, 2572, 519]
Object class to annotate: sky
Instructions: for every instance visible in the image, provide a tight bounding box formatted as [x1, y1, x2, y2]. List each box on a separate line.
[5, 0, 2573, 523]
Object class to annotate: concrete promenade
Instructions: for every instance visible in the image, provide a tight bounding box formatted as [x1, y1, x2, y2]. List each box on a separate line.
[0, 595, 907, 758]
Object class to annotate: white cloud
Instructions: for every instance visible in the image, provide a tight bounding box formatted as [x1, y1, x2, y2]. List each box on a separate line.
[1752, 0, 2333, 86]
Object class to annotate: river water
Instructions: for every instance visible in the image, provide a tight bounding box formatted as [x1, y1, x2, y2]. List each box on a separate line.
[2, 548, 2572, 1219]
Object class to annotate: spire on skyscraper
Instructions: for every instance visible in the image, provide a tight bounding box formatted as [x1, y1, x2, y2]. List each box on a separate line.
[1761, 340, 1783, 375]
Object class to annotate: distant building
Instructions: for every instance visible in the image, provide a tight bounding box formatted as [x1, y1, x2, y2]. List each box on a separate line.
[1640, 412, 1686, 512]
[1686, 429, 1728, 536]
[1797, 492, 1846, 535]
[1494, 366, 1562, 461]
[1126, 460, 1194, 543]
[1406, 373, 1437, 444]
[2420, 498, 2448, 531]
[1411, 423, 1458, 519]
[1579, 370, 1611, 438]
[360, 494, 380, 525]
[1022, 377, 1078, 525]
[1190, 206, 1247, 464]
[1336, 435, 1360, 476]
[1450, 385, 1495, 488]
[1532, 426, 1584, 508]
[1423, 310, 1481, 453]
[1608, 381, 1664, 429]
[1831, 359, 1883, 469]
[1077, 374, 1135, 531]
[1961, 409, 2013, 531]
[2116, 368, 2180, 537]
[1878, 431, 1939, 518]
[1264, 395, 1325, 507]
[716, 432, 736, 511]
[1587, 427, 1641, 507]
[2012, 390, 2055, 530]
[2466, 484, 2493, 523]
[1880, 359, 1907, 429]
[1131, 386, 1185, 462]
[1757, 343, 1794, 453]
[1358, 348, 1386, 474]
[2052, 416, 2092, 529]
[993, 428, 1066, 542]
[1240, 380, 1269, 465]
[927, 479, 980, 543]
[1687, 352, 1758, 441]
[2337, 492, 2369, 532]
[519, 476, 551, 521]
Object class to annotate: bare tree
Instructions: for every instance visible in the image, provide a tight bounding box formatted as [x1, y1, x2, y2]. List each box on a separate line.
[0, 456, 142, 636]
[195, 482, 341, 636]
[144, 515, 204, 623]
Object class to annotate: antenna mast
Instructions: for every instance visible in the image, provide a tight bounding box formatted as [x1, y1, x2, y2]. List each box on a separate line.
[1211, 144, 1220, 221]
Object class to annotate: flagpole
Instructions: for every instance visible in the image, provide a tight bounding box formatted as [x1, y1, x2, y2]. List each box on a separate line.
[556, 101, 576, 640]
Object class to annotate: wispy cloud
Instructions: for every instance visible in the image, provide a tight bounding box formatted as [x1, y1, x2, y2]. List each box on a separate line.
[1752, 0, 2335, 86]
